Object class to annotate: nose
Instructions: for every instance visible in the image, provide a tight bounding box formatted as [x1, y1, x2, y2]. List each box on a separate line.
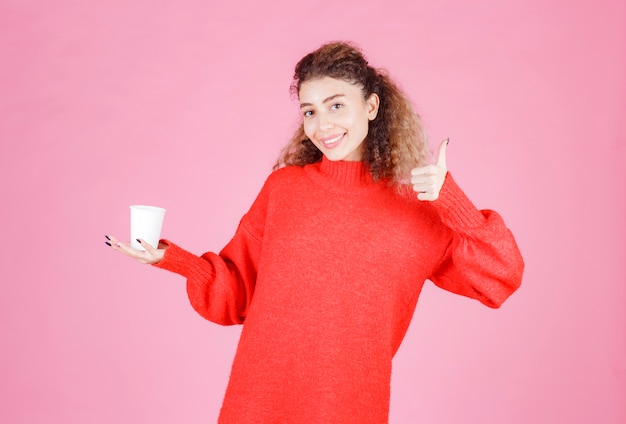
[317, 111, 333, 130]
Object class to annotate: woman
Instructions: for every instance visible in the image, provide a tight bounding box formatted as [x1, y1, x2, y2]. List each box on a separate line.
[106, 41, 524, 423]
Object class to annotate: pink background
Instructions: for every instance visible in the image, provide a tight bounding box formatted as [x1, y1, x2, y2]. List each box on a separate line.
[1, 0, 624, 422]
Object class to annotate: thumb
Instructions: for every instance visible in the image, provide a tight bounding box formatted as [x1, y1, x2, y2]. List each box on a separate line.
[436, 137, 449, 169]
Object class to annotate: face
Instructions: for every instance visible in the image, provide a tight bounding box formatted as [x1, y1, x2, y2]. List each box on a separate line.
[299, 77, 379, 162]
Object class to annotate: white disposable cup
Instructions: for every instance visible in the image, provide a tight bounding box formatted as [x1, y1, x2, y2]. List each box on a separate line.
[129, 205, 166, 251]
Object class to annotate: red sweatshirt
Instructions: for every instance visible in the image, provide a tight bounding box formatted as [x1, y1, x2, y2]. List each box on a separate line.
[155, 157, 524, 423]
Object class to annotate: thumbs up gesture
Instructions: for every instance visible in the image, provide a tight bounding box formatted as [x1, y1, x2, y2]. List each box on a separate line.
[410, 138, 449, 201]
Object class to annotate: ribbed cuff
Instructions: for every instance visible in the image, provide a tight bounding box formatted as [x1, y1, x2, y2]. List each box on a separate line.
[152, 239, 209, 279]
[432, 173, 486, 230]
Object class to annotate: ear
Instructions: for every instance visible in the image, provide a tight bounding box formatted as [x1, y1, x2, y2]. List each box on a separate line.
[366, 93, 380, 120]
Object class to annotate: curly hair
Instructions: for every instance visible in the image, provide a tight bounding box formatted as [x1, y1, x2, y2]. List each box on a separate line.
[274, 41, 430, 187]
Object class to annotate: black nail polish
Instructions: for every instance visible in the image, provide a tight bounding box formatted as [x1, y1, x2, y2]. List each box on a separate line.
[136, 239, 142, 244]
[105, 241, 112, 247]
[446, 137, 450, 145]
[105, 235, 110, 240]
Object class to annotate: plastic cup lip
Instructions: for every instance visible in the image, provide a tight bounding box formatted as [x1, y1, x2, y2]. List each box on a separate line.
[129, 205, 167, 213]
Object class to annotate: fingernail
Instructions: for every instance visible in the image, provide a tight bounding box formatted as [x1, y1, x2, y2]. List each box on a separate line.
[136, 239, 142, 244]
[105, 241, 112, 247]
[105, 235, 110, 240]
[446, 137, 450, 145]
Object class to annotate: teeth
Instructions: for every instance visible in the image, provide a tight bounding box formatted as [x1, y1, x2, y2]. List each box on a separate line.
[325, 134, 343, 144]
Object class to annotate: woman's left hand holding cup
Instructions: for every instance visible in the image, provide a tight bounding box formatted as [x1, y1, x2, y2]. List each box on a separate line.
[105, 235, 166, 265]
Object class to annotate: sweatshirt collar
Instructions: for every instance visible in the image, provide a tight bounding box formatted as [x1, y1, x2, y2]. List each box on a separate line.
[315, 156, 376, 188]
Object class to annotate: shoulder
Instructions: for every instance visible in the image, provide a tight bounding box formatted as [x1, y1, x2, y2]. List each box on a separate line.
[269, 164, 309, 179]
[244, 165, 311, 211]
[262, 164, 310, 191]
[242, 165, 310, 227]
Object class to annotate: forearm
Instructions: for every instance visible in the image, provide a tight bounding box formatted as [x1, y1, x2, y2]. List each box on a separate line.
[153, 240, 250, 325]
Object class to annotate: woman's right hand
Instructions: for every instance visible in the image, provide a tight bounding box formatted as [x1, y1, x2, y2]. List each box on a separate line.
[105, 235, 167, 264]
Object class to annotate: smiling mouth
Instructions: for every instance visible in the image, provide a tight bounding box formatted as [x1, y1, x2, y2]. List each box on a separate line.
[321, 133, 345, 148]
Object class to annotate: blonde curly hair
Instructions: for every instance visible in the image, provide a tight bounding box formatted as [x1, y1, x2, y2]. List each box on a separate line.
[275, 42, 430, 187]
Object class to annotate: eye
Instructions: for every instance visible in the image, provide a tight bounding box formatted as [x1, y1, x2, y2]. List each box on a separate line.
[303, 110, 314, 118]
[330, 103, 343, 111]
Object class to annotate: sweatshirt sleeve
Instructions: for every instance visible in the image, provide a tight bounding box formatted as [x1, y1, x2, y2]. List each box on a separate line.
[152, 219, 261, 325]
[428, 173, 524, 308]
[152, 180, 269, 325]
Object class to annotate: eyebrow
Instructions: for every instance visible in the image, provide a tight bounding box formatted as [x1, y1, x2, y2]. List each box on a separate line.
[300, 94, 345, 109]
